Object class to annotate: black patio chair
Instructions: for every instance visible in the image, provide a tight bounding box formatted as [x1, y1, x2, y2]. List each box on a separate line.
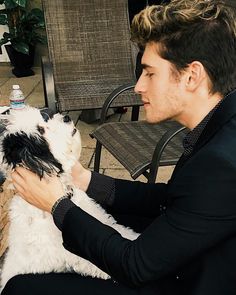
[90, 84, 187, 183]
[41, 0, 142, 121]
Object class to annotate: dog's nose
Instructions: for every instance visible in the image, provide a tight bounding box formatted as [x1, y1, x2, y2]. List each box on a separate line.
[63, 115, 71, 123]
[72, 128, 77, 136]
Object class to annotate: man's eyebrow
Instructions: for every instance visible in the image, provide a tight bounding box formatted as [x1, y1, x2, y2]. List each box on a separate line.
[141, 63, 154, 70]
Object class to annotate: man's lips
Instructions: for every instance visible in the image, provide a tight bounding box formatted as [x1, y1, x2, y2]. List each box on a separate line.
[142, 100, 150, 105]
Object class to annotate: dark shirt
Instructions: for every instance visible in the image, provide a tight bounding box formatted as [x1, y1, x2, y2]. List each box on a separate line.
[52, 100, 222, 231]
[182, 105, 219, 158]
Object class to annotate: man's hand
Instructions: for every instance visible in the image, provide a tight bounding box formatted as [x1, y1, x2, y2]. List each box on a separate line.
[11, 167, 65, 213]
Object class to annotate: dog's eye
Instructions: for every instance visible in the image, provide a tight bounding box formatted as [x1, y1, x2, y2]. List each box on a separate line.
[37, 125, 45, 135]
[63, 115, 71, 123]
[72, 128, 77, 136]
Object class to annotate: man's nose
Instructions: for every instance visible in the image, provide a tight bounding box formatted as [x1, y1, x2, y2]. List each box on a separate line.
[134, 74, 145, 94]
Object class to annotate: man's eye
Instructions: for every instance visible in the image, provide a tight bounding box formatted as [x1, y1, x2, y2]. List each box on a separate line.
[146, 73, 154, 78]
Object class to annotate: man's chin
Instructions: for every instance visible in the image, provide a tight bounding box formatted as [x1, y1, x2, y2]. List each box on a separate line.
[146, 117, 168, 124]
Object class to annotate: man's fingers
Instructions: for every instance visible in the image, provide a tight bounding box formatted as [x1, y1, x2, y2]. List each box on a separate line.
[15, 166, 34, 177]
[11, 170, 24, 183]
[11, 169, 31, 195]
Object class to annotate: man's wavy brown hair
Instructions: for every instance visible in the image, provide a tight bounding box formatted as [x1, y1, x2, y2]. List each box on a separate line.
[131, 0, 236, 96]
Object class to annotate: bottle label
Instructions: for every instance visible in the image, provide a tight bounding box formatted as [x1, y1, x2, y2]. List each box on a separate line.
[10, 89, 25, 110]
[10, 99, 25, 110]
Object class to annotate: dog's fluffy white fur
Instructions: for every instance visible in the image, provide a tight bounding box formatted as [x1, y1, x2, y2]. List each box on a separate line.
[0, 107, 139, 289]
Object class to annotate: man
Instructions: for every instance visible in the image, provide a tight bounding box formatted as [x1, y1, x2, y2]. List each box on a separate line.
[3, 0, 236, 294]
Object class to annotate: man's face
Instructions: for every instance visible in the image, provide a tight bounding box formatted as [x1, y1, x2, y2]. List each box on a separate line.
[135, 43, 188, 124]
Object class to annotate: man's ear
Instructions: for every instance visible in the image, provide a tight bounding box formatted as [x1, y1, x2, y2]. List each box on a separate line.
[185, 61, 207, 92]
[2, 132, 63, 178]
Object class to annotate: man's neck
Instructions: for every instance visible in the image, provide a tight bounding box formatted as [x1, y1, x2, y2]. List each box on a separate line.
[177, 91, 223, 130]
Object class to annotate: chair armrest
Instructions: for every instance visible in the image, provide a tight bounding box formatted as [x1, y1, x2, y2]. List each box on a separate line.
[41, 56, 57, 114]
[148, 125, 187, 183]
[99, 82, 136, 124]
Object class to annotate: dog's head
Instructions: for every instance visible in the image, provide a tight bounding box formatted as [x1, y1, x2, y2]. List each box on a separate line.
[0, 107, 81, 178]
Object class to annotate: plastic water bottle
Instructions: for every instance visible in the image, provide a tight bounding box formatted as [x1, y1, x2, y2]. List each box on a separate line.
[9, 85, 25, 110]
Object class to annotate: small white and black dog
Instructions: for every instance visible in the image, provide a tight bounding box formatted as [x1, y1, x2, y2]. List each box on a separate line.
[0, 106, 139, 290]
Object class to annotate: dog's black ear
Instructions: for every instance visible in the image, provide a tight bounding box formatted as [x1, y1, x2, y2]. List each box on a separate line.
[2, 132, 63, 178]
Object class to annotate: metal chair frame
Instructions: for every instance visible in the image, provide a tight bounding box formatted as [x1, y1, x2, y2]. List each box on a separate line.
[91, 85, 187, 183]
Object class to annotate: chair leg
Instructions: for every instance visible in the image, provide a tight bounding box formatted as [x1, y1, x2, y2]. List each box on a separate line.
[41, 56, 57, 113]
[131, 105, 140, 121]
[147, 165, 160, 183]
[94, 141, 102, 172]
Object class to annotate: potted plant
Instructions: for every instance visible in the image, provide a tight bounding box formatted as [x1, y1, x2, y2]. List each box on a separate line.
[0, 0, 46, 77]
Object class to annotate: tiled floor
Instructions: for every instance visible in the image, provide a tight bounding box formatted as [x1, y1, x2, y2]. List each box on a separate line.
[0, 64, 174, 183]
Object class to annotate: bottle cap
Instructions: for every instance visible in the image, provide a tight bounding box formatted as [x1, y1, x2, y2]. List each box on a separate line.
[13, 85, 20, 90]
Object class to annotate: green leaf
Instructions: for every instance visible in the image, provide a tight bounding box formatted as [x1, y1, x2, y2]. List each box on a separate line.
[13, 0, 27, 7]
[30, 8, 44, 17]
[0, 14, 7, 25]
[4, 0, 18, 9]
[12, 41, 29, 54]
[0, 36, 9, 46]
[34, 21, 45, 28]
[4, 0, 27, 8]
[0, 32, 12, 46]
[31, 32, 47, 44]
[27, 8, 45, 26]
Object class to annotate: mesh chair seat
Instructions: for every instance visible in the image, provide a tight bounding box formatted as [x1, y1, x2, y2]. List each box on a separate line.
[56, 80, 141, 111]
[91, 120, 186, 180]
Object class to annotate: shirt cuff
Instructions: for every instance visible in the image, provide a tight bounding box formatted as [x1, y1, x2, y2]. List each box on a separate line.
[86, 171, 115, 206]
[52, 198, 76, 231]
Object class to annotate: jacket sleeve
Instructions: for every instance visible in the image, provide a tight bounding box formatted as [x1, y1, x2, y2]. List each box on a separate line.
[62, 150, 236, 287]
[111, 178, 168, 217]
[86, 171, 168, 218]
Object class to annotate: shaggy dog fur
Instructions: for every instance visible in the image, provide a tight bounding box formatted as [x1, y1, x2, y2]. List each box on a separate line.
[0, 107, 139, 290]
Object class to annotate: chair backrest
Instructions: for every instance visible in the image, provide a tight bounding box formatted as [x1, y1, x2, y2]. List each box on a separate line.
[42, 0, 140, 112]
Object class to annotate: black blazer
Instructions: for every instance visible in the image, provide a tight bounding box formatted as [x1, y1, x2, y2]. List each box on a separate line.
[62, 90, 236, 295]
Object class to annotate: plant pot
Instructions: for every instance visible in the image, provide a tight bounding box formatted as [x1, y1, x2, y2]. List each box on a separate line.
[5, 45, 35, 78]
